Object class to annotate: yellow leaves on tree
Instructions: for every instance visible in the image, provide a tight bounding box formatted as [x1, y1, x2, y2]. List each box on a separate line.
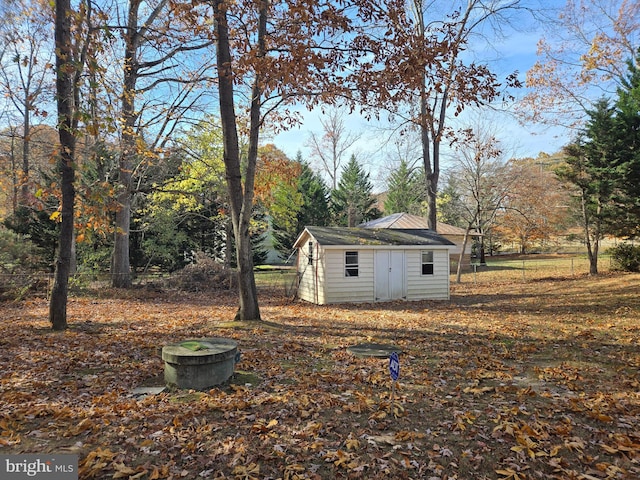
[521, 0, 638, 127]
[253, 144, 301, 209]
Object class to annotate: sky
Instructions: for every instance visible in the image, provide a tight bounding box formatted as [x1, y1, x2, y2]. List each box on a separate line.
[270, 1, 570, 190]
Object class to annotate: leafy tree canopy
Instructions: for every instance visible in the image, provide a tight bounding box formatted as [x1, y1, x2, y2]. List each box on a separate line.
[560, 52, 640, 241]
[271, 152, 330, 258]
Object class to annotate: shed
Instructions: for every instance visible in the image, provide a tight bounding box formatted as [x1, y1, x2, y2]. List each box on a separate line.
[360, 213, 481, 269]
[293, 226, 455, 305]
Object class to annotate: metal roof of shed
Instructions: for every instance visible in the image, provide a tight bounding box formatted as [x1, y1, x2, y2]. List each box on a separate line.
[360, 213, 480, 236]
[294, 226, 456, 248]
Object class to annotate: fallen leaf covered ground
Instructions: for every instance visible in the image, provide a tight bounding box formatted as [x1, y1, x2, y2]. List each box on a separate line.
[0, 272, 639, 479]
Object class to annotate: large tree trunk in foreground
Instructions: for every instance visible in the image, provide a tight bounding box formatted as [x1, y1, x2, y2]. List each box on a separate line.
[49, 0, 76, 331]
[112, 129, 132, 288]
[418, 75, 444, 232]
[213, 0, 261, 321]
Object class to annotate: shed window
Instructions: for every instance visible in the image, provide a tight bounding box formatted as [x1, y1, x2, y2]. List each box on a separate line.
[421, 251, 434, 275]
[308, 241, 313, 265]
[345, 251, 359, 277]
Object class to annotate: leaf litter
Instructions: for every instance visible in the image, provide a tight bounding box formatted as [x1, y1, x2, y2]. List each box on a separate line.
[0, 274, 638, 479]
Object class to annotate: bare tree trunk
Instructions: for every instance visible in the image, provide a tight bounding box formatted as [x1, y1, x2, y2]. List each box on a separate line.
[589, 238, 599, 274]
[213, 0, 261, 321]
[49, 145, 75, 330]
[425, 169, 438, 229]
[110, 0, 205, 287]
[111, 0, 141, 288]
[234, 0, 267, 321]
[224, 219, 233, 269]
[455, 225, 473, 283]
[478, 230, 487, 265]
[49, 0, 76, 331]
[9, 128, 18, 214]
[112, 183, 131, 287]
[412, 0, 480, 231]
[20, 102, 30, 205]
[582, 192, 599, 275]
[419, 79, 445, 231]
[419, 67, 436, 230]
[112, 134, 133, 287]
[306, 108, 361, 190]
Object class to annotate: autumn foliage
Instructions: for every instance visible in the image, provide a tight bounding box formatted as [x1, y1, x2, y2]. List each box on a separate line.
[1, 272, 639, 479]
[254, 145, 302, 208]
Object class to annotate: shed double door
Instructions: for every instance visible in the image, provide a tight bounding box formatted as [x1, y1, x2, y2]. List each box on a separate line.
[374, 250, 406, 301]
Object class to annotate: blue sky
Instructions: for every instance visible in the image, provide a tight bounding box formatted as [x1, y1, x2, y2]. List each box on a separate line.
[271, 2, 569, 188]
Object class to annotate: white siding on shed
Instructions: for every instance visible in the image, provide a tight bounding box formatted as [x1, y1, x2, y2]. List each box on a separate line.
[323, 249, 374, 304]
[296, 234, 327, 304]
[293, 227, 453, 305]
[296, 252, 315, 303]
[405, 249, 450, 300]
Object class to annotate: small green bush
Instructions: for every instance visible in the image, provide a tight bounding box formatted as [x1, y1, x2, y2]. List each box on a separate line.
[3, 206, 58, 268]
[0, 227, 45, 271]
[608, 243, 640, 272]
[0, 227, 47, 300]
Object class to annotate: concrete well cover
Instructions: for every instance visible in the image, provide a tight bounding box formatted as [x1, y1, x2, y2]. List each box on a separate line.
[162, 338, 238, 365]
[162, 338, 238, 389]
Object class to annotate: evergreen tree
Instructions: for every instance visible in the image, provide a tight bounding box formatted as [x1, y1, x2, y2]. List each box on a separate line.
[558, 99, 624, 274]
[556, 49, 640, 273]
[331, 155, 380, 227]
[270, 179, 303, 259]
[437, 176, 466, 227]
[271, 153, 329, 258]
[298, 160, 331, 227]
[3, 207, 58, 270]
[250, 205, 269, 266]
[612, 56, 640, 237]
[384, 159, 424, 214]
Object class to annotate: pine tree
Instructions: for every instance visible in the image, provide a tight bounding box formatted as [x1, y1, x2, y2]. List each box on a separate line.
[558, 99, 623, 274]
[384, 159, 424, 214]
[612, 56, 640, 237]
[331, 155, 380, 227]
[298, 161, 331, 227]
[537, 52, 640, 274]
[271, 154, 329, 257]
[574, 55, 640, 242]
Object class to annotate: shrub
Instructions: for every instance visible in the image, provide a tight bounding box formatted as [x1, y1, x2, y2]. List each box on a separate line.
[3, 206, 58, 269]
[608, 243, 640, 272]
[0, 227, 47, 300]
